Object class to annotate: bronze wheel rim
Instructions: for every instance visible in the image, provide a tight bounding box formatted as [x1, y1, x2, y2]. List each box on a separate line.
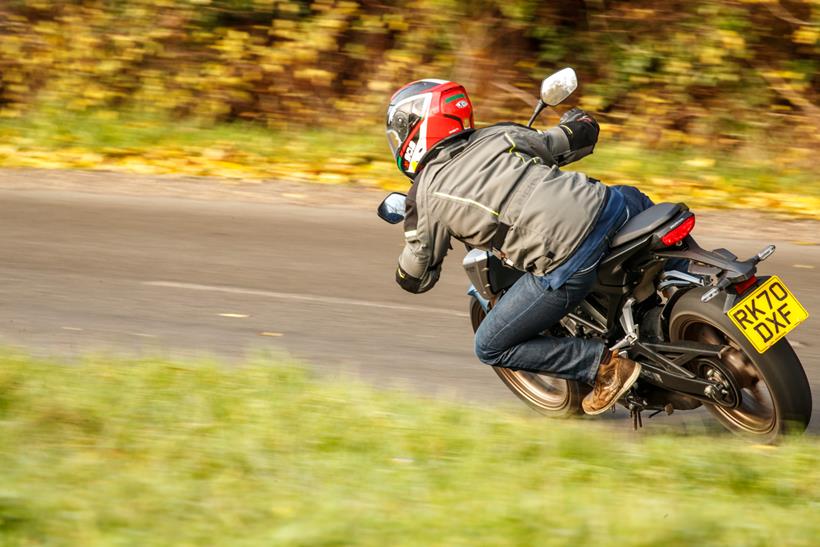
[471, 298, 574, 412]
[676, 319, 777, 435]
[494, 368, 572, 411]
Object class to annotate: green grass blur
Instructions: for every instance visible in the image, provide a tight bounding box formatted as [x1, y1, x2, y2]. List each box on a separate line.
[0, 353, 818, 545]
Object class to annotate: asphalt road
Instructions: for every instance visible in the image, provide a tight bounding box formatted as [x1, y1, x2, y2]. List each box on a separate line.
[1, 173, 818, 433]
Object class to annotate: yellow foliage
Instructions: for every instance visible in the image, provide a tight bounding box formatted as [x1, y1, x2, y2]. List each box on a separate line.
[718, 30, 746, 52]
[685, 158, 717, 168]
[793, 27, 818, 45]
[0, 0, 815, 208]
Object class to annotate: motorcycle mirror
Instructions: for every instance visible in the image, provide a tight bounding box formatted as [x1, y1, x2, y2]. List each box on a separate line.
[377, 192, 407, 224]
[540, 67, 577, 106]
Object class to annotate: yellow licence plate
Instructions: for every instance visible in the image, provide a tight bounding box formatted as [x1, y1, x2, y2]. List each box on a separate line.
[727, 276, 809, 353]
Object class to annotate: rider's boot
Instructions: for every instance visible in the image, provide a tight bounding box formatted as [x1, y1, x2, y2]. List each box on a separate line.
[582, 352, 642, 415]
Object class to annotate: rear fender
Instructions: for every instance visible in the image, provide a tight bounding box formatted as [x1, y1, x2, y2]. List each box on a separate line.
[660, 285, 695, 339]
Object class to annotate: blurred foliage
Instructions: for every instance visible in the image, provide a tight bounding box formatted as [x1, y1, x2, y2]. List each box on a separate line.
[0, 0, 817, 216]
[1, 352, 819, 544]
[0, 0, 817, 152]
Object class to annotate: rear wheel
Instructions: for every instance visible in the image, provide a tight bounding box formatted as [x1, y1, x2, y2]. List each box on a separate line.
[469, 297, 585, 417]
[669, 287, 812, 442]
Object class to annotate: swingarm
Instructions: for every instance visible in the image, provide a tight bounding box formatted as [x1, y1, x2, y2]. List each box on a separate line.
[626, 340, 738, 407]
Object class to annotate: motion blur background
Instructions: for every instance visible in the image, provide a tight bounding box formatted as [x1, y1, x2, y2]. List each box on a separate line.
[0, 0, 817, 213]
[1, 1, 819, 544]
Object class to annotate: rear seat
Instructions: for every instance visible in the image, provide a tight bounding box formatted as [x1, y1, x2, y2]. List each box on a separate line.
[610, 202, 682, 247]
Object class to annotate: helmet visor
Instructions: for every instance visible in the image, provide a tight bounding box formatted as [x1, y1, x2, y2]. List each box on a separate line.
[386, 95, 429, 157]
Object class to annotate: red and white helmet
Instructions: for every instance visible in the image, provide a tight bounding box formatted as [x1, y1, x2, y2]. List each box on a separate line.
[386, 79, 474, 178]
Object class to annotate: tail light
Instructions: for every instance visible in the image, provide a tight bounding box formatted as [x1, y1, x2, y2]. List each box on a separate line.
[661, 214, 695, 246]
[733, 276, 758, 296]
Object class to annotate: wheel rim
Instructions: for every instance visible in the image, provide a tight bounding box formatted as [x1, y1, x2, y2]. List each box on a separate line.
[469, 298, 573, 411]
[493, 368, 572, 411]
[675, 319, 777, 435]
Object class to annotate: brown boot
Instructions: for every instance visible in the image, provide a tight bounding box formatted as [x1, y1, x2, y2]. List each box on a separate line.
[582, 352, 642, 415]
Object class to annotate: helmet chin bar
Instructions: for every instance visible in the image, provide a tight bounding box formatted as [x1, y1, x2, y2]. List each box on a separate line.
[399, 120, 427, 177]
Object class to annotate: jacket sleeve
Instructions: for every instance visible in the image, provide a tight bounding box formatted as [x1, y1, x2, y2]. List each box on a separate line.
[538, 115, 600, 167]
[395, 188, 450, 294]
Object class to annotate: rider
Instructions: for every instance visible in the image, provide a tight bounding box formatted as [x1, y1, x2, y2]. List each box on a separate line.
[385, 79, 655, 415]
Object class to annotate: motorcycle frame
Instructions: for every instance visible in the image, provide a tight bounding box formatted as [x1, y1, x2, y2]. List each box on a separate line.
[469, 207, 767, 410]
[570, 292, 738, 407]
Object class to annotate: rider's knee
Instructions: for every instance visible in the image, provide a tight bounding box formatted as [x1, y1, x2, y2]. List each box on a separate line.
[474, 334, 502, 365]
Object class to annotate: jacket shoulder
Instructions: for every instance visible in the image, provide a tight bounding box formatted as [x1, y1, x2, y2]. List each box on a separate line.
[474, 122, 535, 136]
[471, 123, 542, 145]
[470, 123, 552, 159]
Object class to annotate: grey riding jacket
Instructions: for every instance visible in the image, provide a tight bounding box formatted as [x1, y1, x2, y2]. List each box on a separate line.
[395, 122, 607, 293]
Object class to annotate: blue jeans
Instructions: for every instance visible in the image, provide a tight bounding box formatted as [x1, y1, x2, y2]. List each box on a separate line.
[474, 244, 610, 385]
[614, 184, 654, 216]
[474, 184, 665, 384]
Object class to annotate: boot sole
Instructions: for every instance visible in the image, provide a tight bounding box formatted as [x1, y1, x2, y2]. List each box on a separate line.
[583, 363, 642, 416]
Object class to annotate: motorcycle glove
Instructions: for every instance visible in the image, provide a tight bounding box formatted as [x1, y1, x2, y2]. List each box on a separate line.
[537, 108, 600, 166]
[559, 107, 595, 125]
[396, 262, 441, 294]
[558, 107, 600, 155]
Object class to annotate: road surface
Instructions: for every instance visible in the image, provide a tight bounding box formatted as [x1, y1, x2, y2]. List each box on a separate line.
[1, 169, 817, 433]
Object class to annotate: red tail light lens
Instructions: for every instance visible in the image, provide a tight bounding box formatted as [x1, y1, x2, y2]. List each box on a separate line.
[733, 276, 758, 296]
[661, 214, 696, 246]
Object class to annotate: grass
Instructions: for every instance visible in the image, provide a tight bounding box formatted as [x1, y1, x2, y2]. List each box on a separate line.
[0, 108, 817, 218]
[0, 352, 818, 546]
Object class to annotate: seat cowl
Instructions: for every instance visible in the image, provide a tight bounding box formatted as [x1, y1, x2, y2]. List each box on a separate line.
[611, 202, 683, 247]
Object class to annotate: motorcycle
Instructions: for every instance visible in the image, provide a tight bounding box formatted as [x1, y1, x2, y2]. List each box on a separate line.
[377, 68, 812, 442]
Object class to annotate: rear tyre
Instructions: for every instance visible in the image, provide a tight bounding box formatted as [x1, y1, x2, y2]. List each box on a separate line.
[469, 297, 585, 418]
[669, 287, 812, 442]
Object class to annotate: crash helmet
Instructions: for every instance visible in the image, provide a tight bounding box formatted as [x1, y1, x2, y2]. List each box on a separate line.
[386, 79, 474, 178]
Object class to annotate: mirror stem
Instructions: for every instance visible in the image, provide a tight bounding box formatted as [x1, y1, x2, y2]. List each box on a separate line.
[527, 100, 546, 128]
